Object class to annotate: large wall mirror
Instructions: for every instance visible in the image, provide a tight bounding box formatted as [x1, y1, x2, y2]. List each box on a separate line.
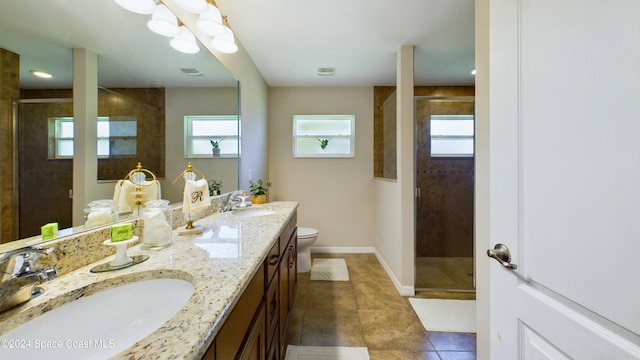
[0, 0, 239, 243]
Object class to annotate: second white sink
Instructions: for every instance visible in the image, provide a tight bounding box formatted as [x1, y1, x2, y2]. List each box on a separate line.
[0, 278, 194, 359]
[232, 209, 277, 217]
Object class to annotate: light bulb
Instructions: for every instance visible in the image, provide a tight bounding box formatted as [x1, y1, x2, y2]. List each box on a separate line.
[211, 27, 238, 54]
[147, 4, 180, 37]
[170, 26, 200, 54]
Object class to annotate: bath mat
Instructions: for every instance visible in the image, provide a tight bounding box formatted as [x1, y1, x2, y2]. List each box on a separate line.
[409, 298, 476, 333]
[285, 346, 369, 360]
[310, 258, 349, 281]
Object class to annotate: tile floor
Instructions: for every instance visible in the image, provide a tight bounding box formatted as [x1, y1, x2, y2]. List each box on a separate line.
[285, 253, 477, 360]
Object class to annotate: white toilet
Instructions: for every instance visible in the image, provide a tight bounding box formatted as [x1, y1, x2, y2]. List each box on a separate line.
[296, 227, 319, 273]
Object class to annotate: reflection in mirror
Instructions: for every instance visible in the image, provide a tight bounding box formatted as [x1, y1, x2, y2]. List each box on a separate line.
[0, 0, 239, 245]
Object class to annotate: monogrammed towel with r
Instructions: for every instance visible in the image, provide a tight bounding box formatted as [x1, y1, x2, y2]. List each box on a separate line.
[182, 178, 211, 214]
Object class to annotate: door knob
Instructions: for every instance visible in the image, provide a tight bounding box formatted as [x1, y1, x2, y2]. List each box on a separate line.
[487, 243, 517, 269]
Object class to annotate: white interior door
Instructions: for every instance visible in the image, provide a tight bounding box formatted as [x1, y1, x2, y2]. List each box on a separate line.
[486, 0, 640, 358]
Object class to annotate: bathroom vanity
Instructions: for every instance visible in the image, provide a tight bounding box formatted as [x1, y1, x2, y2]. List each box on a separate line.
[0, 201, 298, 360]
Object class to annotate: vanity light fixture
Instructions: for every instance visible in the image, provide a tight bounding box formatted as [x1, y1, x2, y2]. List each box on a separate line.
[211, 24, 238, 54]
[114, 0, 157, 14]
[147, 4, 180, 37]
[196, 4, 226, 36]
[114, 0, 238, 54]
[30, 70, 52, 79]
[173, 0, 208, 14]
[170, 26, 201, 54]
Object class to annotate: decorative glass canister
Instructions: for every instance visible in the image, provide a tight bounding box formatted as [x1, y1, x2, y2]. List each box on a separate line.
[141, 199, 173, 250]
[84, 199, 119, 229]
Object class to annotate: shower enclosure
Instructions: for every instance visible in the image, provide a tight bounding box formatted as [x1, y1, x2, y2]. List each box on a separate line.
[15, 98, 74, 238]
[415, 96, 475, 291]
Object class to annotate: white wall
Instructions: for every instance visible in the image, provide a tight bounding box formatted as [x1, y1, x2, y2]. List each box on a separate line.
[374, 45, 415, 295]
[162, 87, 239, 204]
[268, 87, 375, 249]
[165, 1, 270, 191]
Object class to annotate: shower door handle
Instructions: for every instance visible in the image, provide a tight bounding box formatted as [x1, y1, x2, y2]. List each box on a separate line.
[487, 243, 517, 269]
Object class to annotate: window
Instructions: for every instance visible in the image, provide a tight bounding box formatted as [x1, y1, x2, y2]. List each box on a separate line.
[51, 117, 137, 158]
[184, 115, 240, 158]
[292, 115, 355, 158]
[97, 116, 137, 157]
[52, 117, 74, 158]
[430, 114, 474, 157]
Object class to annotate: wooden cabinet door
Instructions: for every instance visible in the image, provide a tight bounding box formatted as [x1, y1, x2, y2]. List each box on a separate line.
[239, 304, 266, 360]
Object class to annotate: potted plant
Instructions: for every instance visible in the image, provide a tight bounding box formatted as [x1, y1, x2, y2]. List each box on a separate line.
[210, 139, 222, 157]
[249, 179, 272, 204]
[208, 179, 222, 196]
[317, 138, 329, 149]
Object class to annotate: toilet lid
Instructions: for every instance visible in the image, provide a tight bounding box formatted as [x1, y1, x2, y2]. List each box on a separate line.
[297, 227, 318, 239]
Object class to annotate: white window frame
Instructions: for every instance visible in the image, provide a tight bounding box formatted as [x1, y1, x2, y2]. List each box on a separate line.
[52, 117, 74, 159]
[52, 117, 138, 159]
[430, 114, 475, 157]
[184, 115, 240, 158]
[292, 115, 355, 158]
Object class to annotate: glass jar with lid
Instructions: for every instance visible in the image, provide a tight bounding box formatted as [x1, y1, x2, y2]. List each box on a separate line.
[141, 199, 173, 250]
[84, 199, 119, 229]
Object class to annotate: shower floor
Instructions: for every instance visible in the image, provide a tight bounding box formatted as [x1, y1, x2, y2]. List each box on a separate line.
[415, 257, 474, 291]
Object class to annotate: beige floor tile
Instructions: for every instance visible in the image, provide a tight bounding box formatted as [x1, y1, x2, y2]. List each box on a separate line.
[286, 253, 476, 359]
[368, 350, 441, 360]
[359, 309, 433, 351]
[305, 282, 357, 310]
[300, 309, 366, 347]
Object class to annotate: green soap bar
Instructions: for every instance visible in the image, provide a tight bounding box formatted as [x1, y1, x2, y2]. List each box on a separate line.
[111, 223, 134, 242]
[41, 223, 59, 241]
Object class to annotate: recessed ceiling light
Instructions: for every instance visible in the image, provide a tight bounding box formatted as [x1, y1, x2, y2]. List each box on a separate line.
[470, 69, 476, 75]
[30, 70, 52, 79]
[180, 68, 203, 76]
[317, 67, 336, 76]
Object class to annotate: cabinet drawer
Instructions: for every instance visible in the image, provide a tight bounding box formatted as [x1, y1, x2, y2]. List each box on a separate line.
[279, 211, 297, 256]
[265, 240, 279, 286]
[265, 272, 279, 349]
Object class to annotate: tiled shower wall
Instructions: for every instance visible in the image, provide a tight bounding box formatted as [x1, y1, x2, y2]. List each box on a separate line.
[373, 86, 475, 257]
[0, 49, 19, 243]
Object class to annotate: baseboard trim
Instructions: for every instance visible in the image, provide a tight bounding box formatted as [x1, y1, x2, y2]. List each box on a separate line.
[310, 247, 375, 254]
[374, 249, 415, 297]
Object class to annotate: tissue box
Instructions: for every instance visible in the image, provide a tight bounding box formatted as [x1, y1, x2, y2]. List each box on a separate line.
[110, 223, 134, 242]
[41, 223, 59, 241]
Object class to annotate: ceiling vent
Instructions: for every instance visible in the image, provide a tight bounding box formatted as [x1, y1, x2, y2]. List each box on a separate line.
[317, 67, 336, 76]
[180, 68, 203, 76]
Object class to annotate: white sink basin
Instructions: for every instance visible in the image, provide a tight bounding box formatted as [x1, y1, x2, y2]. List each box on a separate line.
[0, 278, 194, 360]
[232, 209, 277, 217]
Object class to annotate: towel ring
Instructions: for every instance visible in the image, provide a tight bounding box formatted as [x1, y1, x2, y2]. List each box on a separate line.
[122, 162, 158, 207]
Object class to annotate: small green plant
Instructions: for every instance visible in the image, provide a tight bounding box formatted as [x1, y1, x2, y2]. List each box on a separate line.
[208, 179, 222, 196]
[210, 139, 223, 149]
[317, 138, 329, 149]
[249, 179, 272, 195]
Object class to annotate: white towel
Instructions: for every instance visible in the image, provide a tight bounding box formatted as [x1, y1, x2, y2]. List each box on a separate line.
[116, 180, 137, 213]
[114, 179, 162, 213]
[182, 178, 211, 214]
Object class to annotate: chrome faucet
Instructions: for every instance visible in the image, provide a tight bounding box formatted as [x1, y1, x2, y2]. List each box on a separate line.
[220, 190, 244, 212]
[0, 246, 58, 313]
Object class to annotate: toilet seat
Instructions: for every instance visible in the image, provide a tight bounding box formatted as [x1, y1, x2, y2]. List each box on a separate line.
[297, 227, 318, 239]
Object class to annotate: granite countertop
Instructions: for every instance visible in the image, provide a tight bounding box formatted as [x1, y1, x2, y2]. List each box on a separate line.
[0, 201, 299, 359]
